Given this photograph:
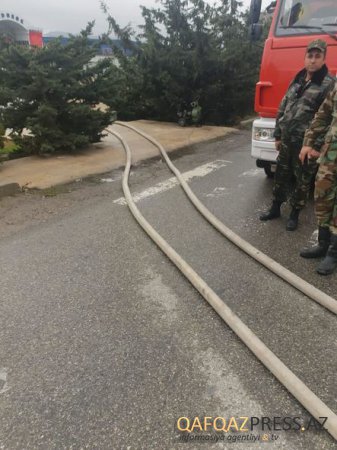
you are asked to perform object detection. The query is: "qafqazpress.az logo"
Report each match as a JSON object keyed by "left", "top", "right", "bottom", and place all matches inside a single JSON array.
[{"left": 175, "top": 415, "right": 328, "bottom": 443}]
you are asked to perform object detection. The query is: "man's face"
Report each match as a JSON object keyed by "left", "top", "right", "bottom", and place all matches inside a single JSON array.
[{"left": 304, "top": 49, "right": 326, "bottom": 74}]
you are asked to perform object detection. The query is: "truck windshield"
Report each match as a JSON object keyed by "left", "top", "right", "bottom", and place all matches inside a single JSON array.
[{"left": 276, "top": 0, "right": 337, "bottom": 36}]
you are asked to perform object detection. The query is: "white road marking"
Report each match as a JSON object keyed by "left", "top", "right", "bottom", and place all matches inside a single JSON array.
[
  {"left": 0, "top": 368, "right": 9, "bottom": 394},
  {"left": 141, "top": 270, "right": 178, "bottom": 323},
  {"left": 114, "top": 160, "right": 232, "bottom": 205},
  {"left": 101, "top": 174, "right": 123, "bottom": 183},
  {"left": 205, "top": 187, "right": 229, "bottom": 198},
  {"left": 239, "top": 168, "right": 262, "bottom": 177},
  {"left": 308, "top": 229, "right": 318, "bottom": 245}
]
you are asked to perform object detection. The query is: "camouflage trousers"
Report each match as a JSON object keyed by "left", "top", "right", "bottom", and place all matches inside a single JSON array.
[
  {"left": 273, "top": 141, "right": 317, "bottom": 209},
  {"left": 315, "top": 144, "right": 337, "bottom": 235}
]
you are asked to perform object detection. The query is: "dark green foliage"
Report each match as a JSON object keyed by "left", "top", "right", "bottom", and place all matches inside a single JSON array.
[
  {"left": 0, "top": 23, "right": 115, "bottom": 154},
  {"left": 102, "top": 0, "right": 265, "bottom": 124},
  {"left": 0, "top": 123, "right": 5, "bottom": 149}
]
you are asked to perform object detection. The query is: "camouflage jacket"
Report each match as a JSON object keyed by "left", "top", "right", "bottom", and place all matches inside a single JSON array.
[
  {"left": 274, "top": 64, "right": 335, "bottom": 146},
  {"left": 303, "top": 84, "right": 337, "bottom": 154}
]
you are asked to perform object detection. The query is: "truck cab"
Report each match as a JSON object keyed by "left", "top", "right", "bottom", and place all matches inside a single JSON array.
[{"left": 250, "top": 0, "right": 337, "bottom": 177}]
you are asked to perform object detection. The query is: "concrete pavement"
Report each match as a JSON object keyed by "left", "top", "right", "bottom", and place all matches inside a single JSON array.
[{"left": 0, "top": 120, "right": 235, "bottom": 195}]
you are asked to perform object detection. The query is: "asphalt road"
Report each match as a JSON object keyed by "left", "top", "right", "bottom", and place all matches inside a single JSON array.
[{"left": 0, "top": 130, "right": 336, "bottom": 449}]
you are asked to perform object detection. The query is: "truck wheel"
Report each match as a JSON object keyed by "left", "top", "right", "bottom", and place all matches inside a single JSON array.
[{"left": 264, "top": 164, "right": 274, "bottom": 179}]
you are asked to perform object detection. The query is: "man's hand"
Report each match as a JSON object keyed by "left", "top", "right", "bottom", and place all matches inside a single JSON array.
[
  {"left": 299, "top": 146, "right": 312, "bottom": 164},
  {"left": 308, "top": 149, "right": 320, "bottom": 159},
  {"left": 275, "top": 140, "right": 281, "bottom": 151}
]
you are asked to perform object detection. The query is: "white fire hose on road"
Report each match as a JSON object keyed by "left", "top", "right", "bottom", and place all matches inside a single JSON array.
[
  {"left": 114, "top": 121, "right": 337, "bottom": 316},
  {"left": 107, "top": 125, "right": 337, "bottom": 441}
]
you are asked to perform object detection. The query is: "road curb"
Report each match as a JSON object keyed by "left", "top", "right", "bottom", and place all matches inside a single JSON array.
[
  {"left": 239, "top": 117, "right": 256, "bottom": 130},
  {"left": 162, "top": 131, "right": 239, "bottom": 156},
  {"left": 0, "top": 128, "right": 240, "bottom": 198}
]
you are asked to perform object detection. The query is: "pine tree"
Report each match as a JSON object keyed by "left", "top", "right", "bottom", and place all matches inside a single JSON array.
[
  {"left": 102, "top": 0, "right": 263, "bottom": 124},
  {"left": 0, "top": 23, "right": 115, "bottom": 154}
]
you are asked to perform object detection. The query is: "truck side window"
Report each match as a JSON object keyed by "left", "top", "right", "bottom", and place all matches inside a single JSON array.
[
  {"left": 280, "top": 1, "right": 305, "bottom": 27},
  {"left": 277, "top": 0, "right": 337, "bottom": 36}
]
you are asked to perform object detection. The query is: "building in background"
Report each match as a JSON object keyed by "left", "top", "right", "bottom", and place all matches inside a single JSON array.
[
  {"left": 43, "top": 32, "right": 132, "bottom": 59},
  {"left": 0, "top": 12, "right": 130, "bottom": 61},
  {"left": 0, "top": 11, "right": 43, "bottom": 47}
]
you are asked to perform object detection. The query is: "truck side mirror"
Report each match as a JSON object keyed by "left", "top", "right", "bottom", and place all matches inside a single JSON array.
[
  {"left": 249, "top": 0, "right": 262, "bottom": 24},
  {"left": 249, "top": 23, "right": 263, "bottom": 41}
]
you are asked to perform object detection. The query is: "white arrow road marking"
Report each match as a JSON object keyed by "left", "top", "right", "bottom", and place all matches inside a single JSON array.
[{"left": 114, "top": 160, "right": 232, "bottom": 205}]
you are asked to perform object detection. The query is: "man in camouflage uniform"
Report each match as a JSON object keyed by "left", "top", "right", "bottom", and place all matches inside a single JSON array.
[
  {"left": 299, "top": 84, "right": 337, "bottom": 275},
  {"left": 260, "top": 39, "right": 335, "bottom": 231}
]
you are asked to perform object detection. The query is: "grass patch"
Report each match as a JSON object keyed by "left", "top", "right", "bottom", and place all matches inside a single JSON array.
[
  {"left": 41, "top": 185, "right": 71, "bottom": 197},
  {"left": 0, "top": 139, "right": 19, "bottom": 155}
]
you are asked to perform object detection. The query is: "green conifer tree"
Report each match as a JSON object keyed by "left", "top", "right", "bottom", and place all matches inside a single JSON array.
[
  {"left": 0, "top": 23, "right": 115, "bottom": 154},
  {"left": 102, "top": 0, "right": 263, "bottom": 124}
]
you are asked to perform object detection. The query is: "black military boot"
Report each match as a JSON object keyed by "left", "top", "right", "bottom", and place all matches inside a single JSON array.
[
  {"left": 260, "top": 201, "right": 282, "bottom": 221},
  {"left": 286, "top": 208, "right": 300, "bottom": 231},
  {"left": 300, "top": 226, "right": 330, "bottom": 259},
  {"left": 316, "top": 234, "right": 337, "bottom": 275}
]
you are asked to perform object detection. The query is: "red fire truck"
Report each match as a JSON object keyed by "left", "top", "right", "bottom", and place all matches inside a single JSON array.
[{"left": 250, "top": 0, "right": 337, "bottom": 177}]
